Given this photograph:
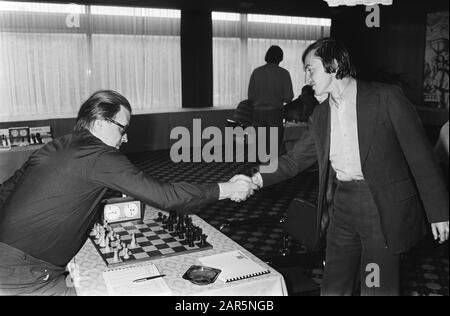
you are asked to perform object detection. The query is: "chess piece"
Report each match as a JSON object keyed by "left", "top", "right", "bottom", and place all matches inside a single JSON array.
[
  {"left": 112, "top": 248, "right": 120, "bottom": 263},
  {"left": 120, "top": 243, "right": 128, "bottom": 257},
  {"left": 104, "top": 239, "right": 111, "bottom": 252},
  {"left": 129, "top": 234, "right": 137, "bottom": 248},
  {"left": 123, "top": 249, "right": 130, "bottom": 260},
  {"left": 156, "top": 212, "right": 163, "bottom": 222},
  {"left": 200, "top": 234, "right": 207, "bottom": 247},
  {"left": 99, "top": 235, "right": 107, "bottom": 248}
]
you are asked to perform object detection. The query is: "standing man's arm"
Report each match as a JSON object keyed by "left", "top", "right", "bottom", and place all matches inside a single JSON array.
[
  {"left": 387, "top": 86, "right": 449, "bottom": 242},
  {"left": 251, "top": 118, "right": 317, "bottom": 189}
]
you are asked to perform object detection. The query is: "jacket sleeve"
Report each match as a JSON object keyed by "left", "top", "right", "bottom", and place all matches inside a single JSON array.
[
  {"left": 90, "top": 150, "right": 220, "bottom": 214},
  {"left": 0, "top": 161, "right": 29, "bottom": 209},
  {"left": 260, "top": 118, "right": 318, "bottom": 187},
  {"left": 387, "top": 86, "right": 449, "bottom": 223}
]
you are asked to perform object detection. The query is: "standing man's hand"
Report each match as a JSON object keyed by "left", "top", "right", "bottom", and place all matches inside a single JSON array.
[{"left": 431, "top": 221, "right": 449, "bottom": 244}]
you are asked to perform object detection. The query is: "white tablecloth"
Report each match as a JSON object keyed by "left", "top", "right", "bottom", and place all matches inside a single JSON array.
[{"left": 70, "top": 206, "right": 287, "bottom": 296}]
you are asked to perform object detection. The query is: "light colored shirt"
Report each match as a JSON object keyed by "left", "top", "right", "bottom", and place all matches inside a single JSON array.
[
  {"left": 329, "top": 79, "right": 365, "bottom": 181},
  {"left": 248, "top": 63, "right": 294, "bottom": 109}
]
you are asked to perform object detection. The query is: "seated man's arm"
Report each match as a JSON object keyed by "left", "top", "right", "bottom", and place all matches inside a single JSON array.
[
  {"left": 0, "top": 161, "right": 28, "bottom": 208},
  {"left": 90, "top": 150, "right": 230, "bottom": 213}
]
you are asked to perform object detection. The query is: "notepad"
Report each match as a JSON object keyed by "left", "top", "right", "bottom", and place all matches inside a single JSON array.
[
  {"left": 102, "top": 263, "right": 171, "bottom": 296},
  {"left": 199, "top": 250, "right": 270, "bottom": 283}
]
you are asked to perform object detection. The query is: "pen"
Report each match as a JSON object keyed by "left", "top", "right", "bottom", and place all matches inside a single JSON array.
[{"left": 133, "top": 274, "right": 166, "bottom": 283}]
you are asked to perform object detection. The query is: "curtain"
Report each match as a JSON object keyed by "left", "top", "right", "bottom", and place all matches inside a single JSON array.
[
  {"left": 212, "top": 12, "right": 331, "bottom": 107},
  {"left": 0, "top": 2, "right": 181, "bottom": 122}
]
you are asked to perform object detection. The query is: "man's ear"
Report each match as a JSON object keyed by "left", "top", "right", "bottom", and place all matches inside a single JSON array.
[
  {"left": 332, "top": 59, "right": 339, "bottom": 75},
  {"left": 92, "top": 119, "right": 103, "bottom": 131}
]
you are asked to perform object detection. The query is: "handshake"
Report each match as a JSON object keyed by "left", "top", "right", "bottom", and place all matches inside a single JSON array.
[{"left": 219, "top": 173, "right": 263, "bottom": 202}]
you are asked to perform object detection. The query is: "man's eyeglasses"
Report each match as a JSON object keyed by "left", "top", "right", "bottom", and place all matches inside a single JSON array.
[{"left": 105, "top": 117, "right": 129, "bottom": 136}]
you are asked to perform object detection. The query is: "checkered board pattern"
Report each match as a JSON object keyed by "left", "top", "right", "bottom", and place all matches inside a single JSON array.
[{"left": 89, "top": 218, "right": 213, "bottom": 267}]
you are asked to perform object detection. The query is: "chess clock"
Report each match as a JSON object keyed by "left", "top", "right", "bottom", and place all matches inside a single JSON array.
[
  {"left": 102, "top": 197, "right": 143, "bottom": 224},
  {"left": 8, "top": 127, "right": 30, "bottom": 146}
]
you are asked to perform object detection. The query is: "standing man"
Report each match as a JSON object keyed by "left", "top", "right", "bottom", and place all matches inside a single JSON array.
[
  {"left": 237, "top": 38, "right": 449, "bottom": 295},
  {"left": 248, "top": 45, "right": 294, "bottom": 152},
  {"left": 0, "top": 90, "right": 256, "bottom": 296}
]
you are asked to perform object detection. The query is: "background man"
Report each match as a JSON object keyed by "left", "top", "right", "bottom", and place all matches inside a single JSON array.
[{"left": 248, "top": 45, "right": 294, "bottom": 152}]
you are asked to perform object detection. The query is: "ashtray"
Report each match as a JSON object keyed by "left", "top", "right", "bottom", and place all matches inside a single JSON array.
[{"left": 182, "top": 265, "right": 221, "bottom": 285}]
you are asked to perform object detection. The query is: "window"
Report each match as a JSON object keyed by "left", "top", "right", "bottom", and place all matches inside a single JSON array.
[
  {"left": 212, "top": 12, "right": 331, "bottom": 107},
  {"left": 0, "top": 2, "right": 181, "bottom": 122}
]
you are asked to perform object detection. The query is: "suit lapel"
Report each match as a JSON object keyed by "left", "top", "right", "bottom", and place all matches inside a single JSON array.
[{"left": 356, "top": 80, "right": 379, "bottom": 168}]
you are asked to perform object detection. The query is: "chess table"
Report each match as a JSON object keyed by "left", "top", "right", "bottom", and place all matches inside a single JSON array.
[{"left": 69, "top": 206, "right": 288, "bottom": 296}]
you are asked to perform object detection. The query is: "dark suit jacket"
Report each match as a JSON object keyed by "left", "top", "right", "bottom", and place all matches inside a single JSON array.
[{"left": 261, "top": 80, "right": 449, "bottom": 254}]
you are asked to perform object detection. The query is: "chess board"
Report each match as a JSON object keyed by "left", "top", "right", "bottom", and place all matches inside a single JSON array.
[{"left": 89, "top": 217, "right": 213, "bottom": 267}]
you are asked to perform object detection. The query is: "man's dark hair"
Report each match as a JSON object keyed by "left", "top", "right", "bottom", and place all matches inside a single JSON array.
[
  {"left": 302, "top": 37, "right": 356, "bottom": 79},
  {"left": 74, "top": 90, "right": 132, "bottom": 132},
  {"left": 265, "top": 45, "right": 284, "bottom": 64}
]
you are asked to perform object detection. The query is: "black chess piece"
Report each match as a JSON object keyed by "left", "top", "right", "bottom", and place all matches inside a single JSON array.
[
  {"left": 200, "top": 234, "right": 207, "bottom": 247},
  {"left": 156, "top": 212, "right": 163, "bottom": 222}
]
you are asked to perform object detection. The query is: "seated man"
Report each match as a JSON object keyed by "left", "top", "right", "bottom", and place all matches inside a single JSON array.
[{"left": 0, "top": 90, "right": 256, "bottom": 296}]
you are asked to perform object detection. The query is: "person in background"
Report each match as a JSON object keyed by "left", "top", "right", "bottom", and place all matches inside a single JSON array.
[
  {"left": 0, "top": 90, "right": 256, "bottom": 296},
  {"left": 248, "top": 45, "right": 294, "bottom": 153}
]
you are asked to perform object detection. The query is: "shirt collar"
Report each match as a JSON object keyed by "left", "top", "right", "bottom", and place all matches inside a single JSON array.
[{"left": 329, "top": 78, "right": 356, "bottom": 109}]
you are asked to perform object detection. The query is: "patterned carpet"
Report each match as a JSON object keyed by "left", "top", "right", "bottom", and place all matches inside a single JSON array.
[{"left": 125, "top": 149, "right": 449, "bottom": 296}]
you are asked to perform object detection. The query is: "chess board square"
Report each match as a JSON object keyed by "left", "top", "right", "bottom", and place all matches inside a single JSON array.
[
  {"left": 142, "top": 245, "right": 158, "bottom": 252},
  {"left": 171, "top": 246, "right": 187, "bottom": 252},
  {"left": 139, "top": 227, "right": 152, "bottom": 233},
  {"left": 155, "top": 244, "right": 169, "bottom": 250},
  {"left": 162, "top": 237, "right": 177, "bottom": 243},
  {"left": 167, "top": 241, "right": 182, "bottom": 247},
  {"left": 112, "top": 227, "right": 126, "bottom": 233},
  {"left": 133, "top": 252, "right": 150, "bottom": 259},
  {"left": 139, "top": 241, "right": 152, "bottom": 248},
  {"left": 147, "top": 250, "right": 162, "bottom": 257},
  {"left": 135, "top": 224, "right": 148, "bottom": 229},
  {"left": 158, "top": 233, "right": 172, "bottom": 239},
  {"left": 159, "top": 248, "right": 175, "bottom": 255},
  {"left": 151, "top": 239, "right": 164, "bottom": 245},
  {"left": 130, "top": 247, "right": 144, "bottom": 254},
  {"left": 142, "top": 231, "right": 156, "bottom": 237},
  {"left": 146, "top": 235, "right": 160, "bottom": 241},
  {"left": 136, "top": 237, "right": 148, "bottom": 243},
  {"left": 153, "top": 230, "right": 166, "bottom": 234}
]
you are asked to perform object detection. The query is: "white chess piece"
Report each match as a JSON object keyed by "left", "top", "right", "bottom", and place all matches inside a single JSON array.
[
  {"left": 112, "top": 248, "right": 120, "bottom": 263},
  {"left": 129, "top": 234, "right": 137, "bottom": 249},
  {"left": 99, "top": 235, "right": 106, "bottom": 248},
  {"left": 123, "top": 248, "right": 130, "bottom": 260}
]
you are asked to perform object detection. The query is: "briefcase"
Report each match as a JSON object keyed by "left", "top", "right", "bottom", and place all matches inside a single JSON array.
[{"left": 284, "top": 198, "right": 320, "bottom": 251}]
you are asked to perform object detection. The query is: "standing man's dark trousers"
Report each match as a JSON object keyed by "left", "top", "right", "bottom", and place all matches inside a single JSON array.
[
  {"left": 321, "top": 180, "right": 400, "bottom": 296},
  {"left": 253, "top": 107, "right": 284, "bottom": 155}
]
